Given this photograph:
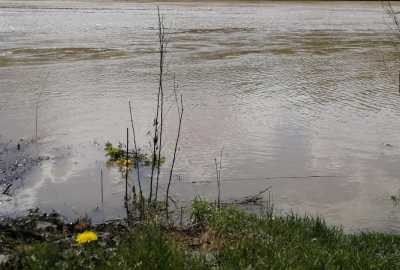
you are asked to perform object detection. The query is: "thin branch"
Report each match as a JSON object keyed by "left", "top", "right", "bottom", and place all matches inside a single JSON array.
[
  {"left": 125, "top": 127, "right": 129, "bottom": 219},
  {"left": 149, "top": 6, "right": 165, "bottom": 204},
  {"left": 385, "top": 1, "right": 400, "bottom": 34},
  {"left": 218, "top": 148, "right": 223, "bottom": 208},
  {"left": 214, "top": 158, "right": 220, "bottom": 208},
  {"left": 155, "top": 7, "right": 166, "bottom": 202},
  {"left": 166, "top": 94, "right": 184, "bottom": 221},
  {"left": 100, "top": 168, "right": 104, "bottom": 206},
  {"left": 173, "top": 74, "right": 180, "bottom": 115},
  {"left": 129, "top": 101, "right": 144, "bottom": 216}
]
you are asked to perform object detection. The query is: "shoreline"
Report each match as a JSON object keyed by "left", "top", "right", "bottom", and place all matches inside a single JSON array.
[{"left": 2, "top": 203, "right": 400, "bottom": 269}]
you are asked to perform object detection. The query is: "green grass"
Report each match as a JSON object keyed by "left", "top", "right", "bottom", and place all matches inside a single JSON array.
[
  {"left": 2, "top": 223, "right": 205, "bottom": 270},
  {"left": 3, "top": 201, "right": 400, "bottom": 269}
]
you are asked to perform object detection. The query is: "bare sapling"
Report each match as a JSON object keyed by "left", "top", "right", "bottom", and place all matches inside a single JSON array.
[
  {"left": 100, "top": 168, "right": 104, "bottom": 206},
  {"left": 149, "top": 7, "right": 167, "bottom": 204},
  {"left": 129, "top": 101, "right": 144, "bottom": 216},
  {"left": 214, "top": 148, "right": 223, "bottom": 208},
  {"left": 219, "top": 149, "right": 223, "bottom": 207},
  {"left": 384, "top": 1, "right": 400, "bottom": 33},
  {"left": 155, "top": 7, "right": 167, "bottom": 203},
  {"left": 166, "top": 93, "right": 184, "bottom": 221},
  {"left": 125, "top": 127, "right": 130, "bottom": 218}
]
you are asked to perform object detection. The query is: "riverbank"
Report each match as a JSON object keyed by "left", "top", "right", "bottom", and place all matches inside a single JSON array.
[
  {"left": 1, "top": 200, "right": 400, "bottom": 269},
  {"left": 3, "top": 0, "right": 400, "bottom": 232}
]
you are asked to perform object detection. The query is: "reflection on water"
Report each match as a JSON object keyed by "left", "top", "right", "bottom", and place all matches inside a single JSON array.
[{"left": 1, "top": 1, "right": 400, "bottom": 231}]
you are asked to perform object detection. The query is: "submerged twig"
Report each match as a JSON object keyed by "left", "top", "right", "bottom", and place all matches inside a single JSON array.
[
  {"left": 384, "top": 1, "right": 400, "bottom": 34},
  {"left": 231, "top": 186, "right": 272, "bottom": 205},
  {"left": 2, "top": 184, "right": 12, "bottom": 195}
]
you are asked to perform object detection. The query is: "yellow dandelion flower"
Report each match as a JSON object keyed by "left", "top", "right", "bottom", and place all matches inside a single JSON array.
[
  {"left": 75, "top": 231, "right": 98, "bottom": 245},
  {"left": 117, "top": 159, "right": 133, "bottom": 168},
  {"left": 123, "top": 159, "right": 133, "bottom": 166}
]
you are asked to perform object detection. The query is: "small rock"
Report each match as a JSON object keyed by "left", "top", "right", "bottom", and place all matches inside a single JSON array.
[
  {"left": 0, "top": 254, "right": 10, "bottom": 265},
  {"left": 35, "top": 221, "right": 57, "bottom": 231},
  {"left": 0, "top": 194, "right": 12, "bottom": 202}
]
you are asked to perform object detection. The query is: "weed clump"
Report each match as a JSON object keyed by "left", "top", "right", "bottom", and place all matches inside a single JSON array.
[{"left": 104, "top": 142, "right": 164, "bottom": 168}]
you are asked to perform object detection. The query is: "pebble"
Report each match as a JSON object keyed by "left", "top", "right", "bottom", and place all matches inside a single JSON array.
[
  {"left": 0, "top": 254, "right": 10, "bottom": 265},
  {"left": 35, "top": 221, "right": 58, "bottom": 231}
]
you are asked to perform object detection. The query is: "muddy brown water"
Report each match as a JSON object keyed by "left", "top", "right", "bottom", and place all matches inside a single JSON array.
[{"left": 1, "top": 0, "right": 400, "bottom": 232}]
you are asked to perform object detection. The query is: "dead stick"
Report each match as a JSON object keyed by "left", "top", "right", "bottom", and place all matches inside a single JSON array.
[
  {"left": 180, "top": 207, "right": 183, "bottom": 226},
  {"left": 100, "top": 168, "right": 104, "bottom": 205},
  {"left": 129, "top": 101, "right": 143, "bottom": 215},
  {"left": 125, "top": 128, "right": 129, "bottom": 218},
  {"left": 155, "top": 7, "right": 166, "bottom": 203},
  {"left": 214, "top": 158, "right": 220, "bottom": 208},
  {"left": 218, "top": 148, "right": 223, "bottom": 208},
  {"left": 2, "top": 184, "right": 12, "bottom": 195},
  {"left": 166, "top": 95, "right": 183, "bottom": 221},
  {"left": 149, "top": 8, "right": 164, "bottom": 204}
]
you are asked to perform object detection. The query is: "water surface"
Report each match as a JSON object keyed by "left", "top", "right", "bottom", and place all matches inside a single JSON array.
[{"left": 1, "top": 0, "right": 400, "bottom": 232}]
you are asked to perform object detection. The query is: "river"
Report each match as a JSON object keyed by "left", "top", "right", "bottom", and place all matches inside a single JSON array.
[{"left": 1, "top": 0, "right": 400, "bottom": 232}]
